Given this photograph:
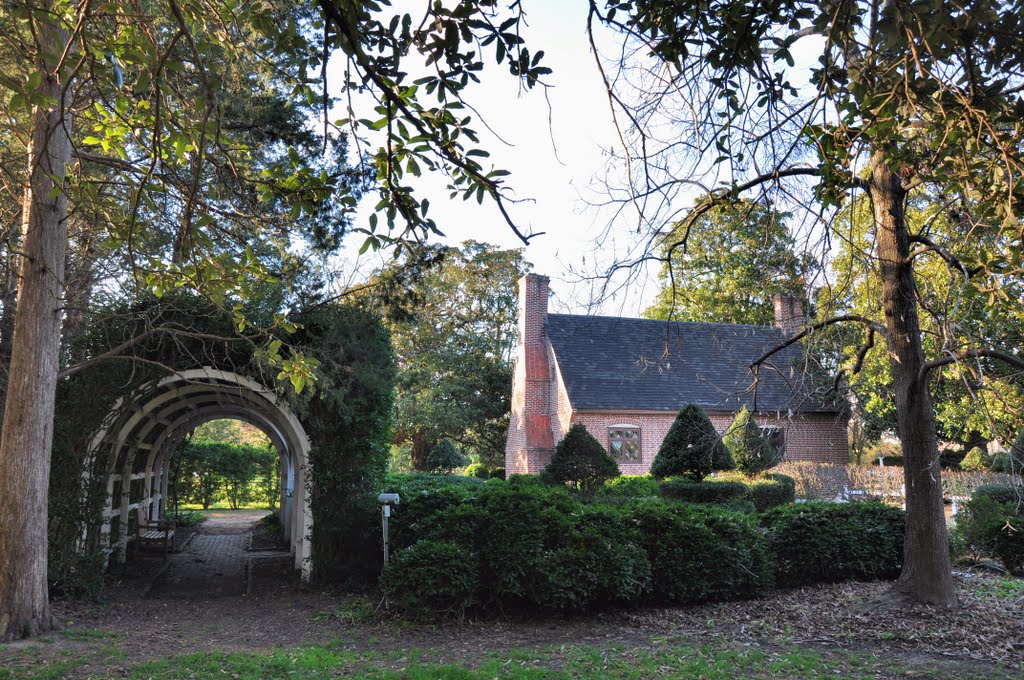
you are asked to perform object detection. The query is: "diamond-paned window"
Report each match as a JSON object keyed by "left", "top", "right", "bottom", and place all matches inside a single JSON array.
[{"left": 609, "top": 427, "right": 641, "bottom": 462}]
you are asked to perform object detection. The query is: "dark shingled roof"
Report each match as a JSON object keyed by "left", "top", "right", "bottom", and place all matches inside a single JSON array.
[{"left": 546, "top": 314, "right": 837, "bottom": 414}]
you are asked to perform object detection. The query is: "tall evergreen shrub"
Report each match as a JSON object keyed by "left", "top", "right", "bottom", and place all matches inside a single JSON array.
[
  {"left": 959, "top": 446, "right": 990, "bottom": 472},
  {"left": 649, "top": 403, "right": 733, "bottom": 481},
  {"left": 723, "top": 407, "right": 780, "bottom": 476},
  {"left": 427, "top": 438, "right": 468, "bottom": 474},
  {"left": 541, "top": 423, "right": 620, "bottom": 494}
]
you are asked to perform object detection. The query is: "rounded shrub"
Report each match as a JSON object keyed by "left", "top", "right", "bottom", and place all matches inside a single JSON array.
[
  {"left": 960, "top": 446, "right": 991, "bottom": 472},
  {"left": 960, "top": 484, "right": 1024, "bottom": 575},
  {"left": 633, "top": 504, "right": 771, "bottom": 603},
  {"left": 723, "top": 407, "right": 780, "bottom": 476},
  {"left": 760, "top": 502, "right": 905, "bottom": 587},
  {"left": 602, "top": 475, "right": 660, "bottom": 498},
  {"left": 381, "top": 540, "right": 479, "bottom": 617},
  {"left": 660, "top": 479, "right": 748, "bottom": 504},
  {"left": 463, "top": 463, "right": 490, "bottom": 479},
  {"left": 541, "top": 423, "right": 620, "bottom": 494},
  {"left": 746, "top": 473, "right": 797, "bottom": 512},
  {"left": 973, "top": 483, "right": 1022, "bottom": 505},
  {"left": 650, "top": 403, "right": 733, "bottom": 481}
]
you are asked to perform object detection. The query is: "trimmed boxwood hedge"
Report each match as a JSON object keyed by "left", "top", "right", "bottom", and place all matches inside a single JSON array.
[
  {"left": 747, "top": 473, "right": 797, "bottom": 512},
  {"left": 660, "top": 479, "right": 748, "bottom": 503},
  {"left": 380, "top": 540, "right": 479, "bottom": 617},
  {"left": 382, "top": 483, "right": 772, "bottom": 614},
  {"left": 760, "top": 501, "right": 905, "bottom": 586},
  {"left": 602, "top": 475, "right": 661, "bottom": 498},
  {"left": 380, "top": 474, "right": 906, "bottom": 618},
  {"left": 659, "top": 474, "right": 795, "bottom": 512}
]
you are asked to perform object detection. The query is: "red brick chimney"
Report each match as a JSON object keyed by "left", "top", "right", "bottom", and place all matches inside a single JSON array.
[
  {"left": 505, "top": 274, "right": 555, "bottom": 473},
  {"left": 773, "top": 292, "right": 804, "bottom": 336}
]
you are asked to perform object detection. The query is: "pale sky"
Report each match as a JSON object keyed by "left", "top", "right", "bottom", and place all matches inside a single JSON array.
[
  {"left": 335, "top": 3, "right": 661, "bottom": 315},
  {"left": 332, "top": 5, "right": 828, "bottom": 316}
]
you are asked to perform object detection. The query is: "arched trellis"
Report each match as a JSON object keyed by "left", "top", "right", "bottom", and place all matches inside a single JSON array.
[{"left": 83, "top": 368, "right": 313, "bottom": 580}]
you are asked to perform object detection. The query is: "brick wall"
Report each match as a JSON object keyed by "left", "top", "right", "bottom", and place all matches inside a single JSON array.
[
  {"left": 570, "top": 410, "right": 848, "bottom": 474},
  {"left": 505, "top": 274, "right": 556, "bottom": 474},
  {"left": 505, "top": 274, "right": 849, "bottom": 475}
]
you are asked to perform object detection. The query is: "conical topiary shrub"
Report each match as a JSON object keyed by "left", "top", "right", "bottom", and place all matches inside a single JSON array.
[
  {"left": 960, "top": 446, "right": 991, "bottom": 472},
  {"left": 650, "top": 403, "right": 733, "bottom": 481},
  {"left": 723, "top": 406, "right": 780, "bottom": 477},
  {"left": 541, "top": 423, "right": 620, "bottom": 495},
  {"left": 427, "top": 438, "right": 468, "bottom": 474}
]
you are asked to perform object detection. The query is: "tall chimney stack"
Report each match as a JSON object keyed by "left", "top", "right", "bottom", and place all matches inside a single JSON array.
[
  {"left": 773, "top": 292, "right": 804, "bottom": 336},
  {"left": 505, "top": 274, "right": 554, "bottom": 474}
]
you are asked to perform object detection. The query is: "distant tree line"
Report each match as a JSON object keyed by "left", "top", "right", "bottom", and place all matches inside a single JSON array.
[{"left": 172, "top": 441, "right": 279, "bottom": 511}]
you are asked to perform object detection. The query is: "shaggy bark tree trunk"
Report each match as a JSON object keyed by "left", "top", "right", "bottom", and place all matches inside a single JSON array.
[
  {"left": 867, "top": 154, "right": 958, "bottom": 608},
  {"left": 0, "top": 7, "right": 72, "bottom": 642}
]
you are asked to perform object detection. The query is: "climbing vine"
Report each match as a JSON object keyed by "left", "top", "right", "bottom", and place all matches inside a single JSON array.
[{"left": 48, "top": 293, "right": 395, "bottom": 594}]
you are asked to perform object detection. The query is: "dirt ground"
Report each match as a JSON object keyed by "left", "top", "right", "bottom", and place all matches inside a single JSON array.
[{"left": 3, "top": 512, "right": 1022, "bottom": 678}]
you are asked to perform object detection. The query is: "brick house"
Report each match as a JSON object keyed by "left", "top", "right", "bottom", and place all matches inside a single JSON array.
[{"left": 505, "top": 274, "right": 849, "bottom": 475}]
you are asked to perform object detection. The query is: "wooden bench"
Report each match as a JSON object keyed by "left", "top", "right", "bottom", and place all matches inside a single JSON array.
[{"left": 134, "top": 517, "right": 177, "bottom": 559}]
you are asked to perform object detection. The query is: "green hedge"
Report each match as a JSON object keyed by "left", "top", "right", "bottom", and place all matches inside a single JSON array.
[
  {"left": 380, "top": 477, "right": 906, "bottom": 618},
  {"left": 747, "top": 474, "right": 797, "bottom": 512},
  {"left": 602, "top": 475, "right": 661, "bottom": 498},
  {"left": 659, "top": 474, "right": 795, "bottom": 512},
  {"left": 463, "top": 463, "right": 490, "bottom": 479},
  {"left": 959, "top": 484, "right": 1023, "bottom": 575},
  {"left": 660, "top": 479, "right": 748, "bottom": 503},
  {"left": 382, "top": 484, "right": 771, "bottom": 615},
  {"left": 381, "top": 540, "right": 479, "bottom": 617},
  {"left": 760, "top": 502, "right": 905, "bottom": 586},
  {"left": 632, "top": 503, "right": 771, "bottom": 603}
]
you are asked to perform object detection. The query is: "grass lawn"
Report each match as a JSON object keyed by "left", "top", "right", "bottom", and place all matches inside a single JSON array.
[{"left": 0, "top": 638, "right": 970, "bottom": 679}]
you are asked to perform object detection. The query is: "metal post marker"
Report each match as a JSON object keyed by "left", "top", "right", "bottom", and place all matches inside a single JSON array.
[
  {"left": 376, "top": 493, "right": 399, "bottom": 613},
  {"left": 377, "top": 493, "right": 399, "bottom": 565}
]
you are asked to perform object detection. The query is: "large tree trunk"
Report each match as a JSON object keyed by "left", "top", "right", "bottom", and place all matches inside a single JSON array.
[
  {"left": 0, "top": 7, "right": 72, "bottom": 642},
  {"left": 867, "top": 154, "right": 958, "bottom": 608}
]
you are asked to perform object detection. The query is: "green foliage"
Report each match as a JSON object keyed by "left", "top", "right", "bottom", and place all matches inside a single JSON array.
[
  {"left": 746, "top": 474, "right": 797, "bottom": 512},
  {"left": 632, "top": 504, "right": 771, "bottom": 604},
  {"left": 463, "top": 463, "right": 490, "bottom": 480},
  {"left": 722, "top": 407, "right": 780, "bottom": 476},
  {"left": 760, "top": 502, "right": 906, "bottom": 587},
  {"left": 381, "top": 481, "right": 774, "bottom": 615},
  {"left": 361, "top": 242, "right": 530, "bottom": 470},
  {"left": 489, "top": 467, "right": 506, "bottom": 480},
  {"left": 50, "top": 295, "right": 396, "bottom": 590},
  {"left": 644, "top": 201, "right": 807, "bottom": 324},
  {"left": 541, "top": 423, "right": 621, "bottom": 495},
  {"left": 381, "top": 540, "right": 479, "bottom": 617},
  {"left": 960, "top": 446, "right": 992, "bottom": 472},
  {"left": 167, "top": 510, "right": 207, "bottom": 528},
  {"left": 426, "top": 439, "right": 469, "bottom": 474},
  {"left": 973, "top": 484, "right": 1022, "bottom": 506},
  {"left": 601, "top": 475, "right": 661, "bottom": 498},
  {"left": 660, "top": 480, "right": 748, "bottom": 504},
  {"left": 175, "top": 441, "right": 273, "bottom": 510},
  {"left": 990, "top": 432, "right": 1024, "bottom": 473},
  {"left": 650, "top": 404, "right": 733, "bottom": 481},
  {"left": 959, "top": 487, "right": 1024, "bottom": 575}
]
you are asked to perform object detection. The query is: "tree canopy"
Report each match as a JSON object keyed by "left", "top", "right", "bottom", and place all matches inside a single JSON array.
[
  {"left": 645, "top": 201, "right": 807, "bottom": 324},
  {"left": 358, "top": 241, "right": 529, "bottom": 470}
]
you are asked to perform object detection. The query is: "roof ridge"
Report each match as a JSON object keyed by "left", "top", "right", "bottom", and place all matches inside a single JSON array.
[{"left": 546, "top": 312, "right": 780, "bottom": 332}]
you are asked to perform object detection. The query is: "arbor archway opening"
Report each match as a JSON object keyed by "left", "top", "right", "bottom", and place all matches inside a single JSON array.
[{"left": 86, "top": 368, "right": 313, "bottom": 580}]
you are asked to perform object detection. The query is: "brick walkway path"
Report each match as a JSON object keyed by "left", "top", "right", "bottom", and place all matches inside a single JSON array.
[{"left": 148, "top": 511, "right": 272, "bottom": 599}]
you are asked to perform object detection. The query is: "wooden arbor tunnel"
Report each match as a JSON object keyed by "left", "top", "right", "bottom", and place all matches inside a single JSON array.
[{"left": 83, "top": 368, "right": 313, "bottom": 580}]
